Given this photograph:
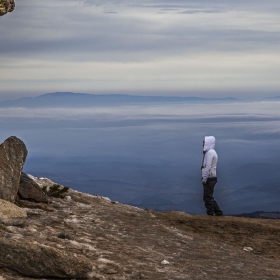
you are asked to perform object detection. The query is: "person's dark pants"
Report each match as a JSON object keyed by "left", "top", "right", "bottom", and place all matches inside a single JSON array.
[{"left": 203, "top": 178, "right": 223, "bottom": 216}]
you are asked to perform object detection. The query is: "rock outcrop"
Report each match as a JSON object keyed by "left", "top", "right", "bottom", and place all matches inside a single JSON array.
[
  {"left": 0, "top": 136, "right": 28, "bottom": 202},
  {"left": 0, "top": 238, "right": 93, "bottom": 279},
  {"left": 0, "top": 199, "right": 26, "bottom": 226},
  {"left": 18, "top": 172, "right": 48, "bottom": 203},
  {"left": 0, "top": 0, "right": 15, "bottom": 16}
]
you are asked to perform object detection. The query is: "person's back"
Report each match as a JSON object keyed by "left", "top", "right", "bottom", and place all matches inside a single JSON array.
[{"left": 201, "top": 136, "right": 223, "bottom": 216}]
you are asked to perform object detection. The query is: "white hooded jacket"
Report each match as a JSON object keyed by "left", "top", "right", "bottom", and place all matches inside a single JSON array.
[{"left": 201, "top": 136, "right": 218, "bottom": 183}]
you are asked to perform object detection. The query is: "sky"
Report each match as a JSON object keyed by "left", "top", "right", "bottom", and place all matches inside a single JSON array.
[{"left": 0, "top": 0, "right": 280, "bottom": 100}]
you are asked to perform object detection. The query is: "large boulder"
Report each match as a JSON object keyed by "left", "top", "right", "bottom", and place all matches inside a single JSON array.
[
  {"left": 0, "top": 0, "right": 15, "bottom": 16},
  {"left": 18, "top": 172, "right": 48, "bottom": 203},
  {"left": 0, "top": 136, "right": 28, "bottom": 202},
  {"left": 0, "top": 238, "right": 94, "bottom": 279},
  {"left": 0, "top": 199, "right": 27, "bottom": 226}
]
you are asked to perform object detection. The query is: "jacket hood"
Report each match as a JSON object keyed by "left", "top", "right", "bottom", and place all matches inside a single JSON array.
[{"left": 203, "top": 136, "right": 216, "bottom": 151}]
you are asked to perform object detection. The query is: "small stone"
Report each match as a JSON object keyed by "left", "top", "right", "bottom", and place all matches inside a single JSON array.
[
  {"left": 105, "top": 269, "right": 118, "bottom": 274},
  {"left": 161, "top": 260, "right": 170, "bottom": 265},
  {"left": 243, "top": 247, "right": 253, "bottom": 252},
  {"left": 57, "top": 232, "right": 73, "bottom": 240},
  {"left": 27, "top": 226, "right": 37, "bottom": 232}
]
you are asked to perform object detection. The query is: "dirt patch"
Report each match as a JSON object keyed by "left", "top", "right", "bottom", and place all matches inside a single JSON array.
[{"left": 155, "top": 211, "right": 280, "bottom": 259}]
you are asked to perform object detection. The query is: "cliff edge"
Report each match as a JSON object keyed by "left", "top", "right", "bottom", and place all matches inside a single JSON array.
[{"left": 0, "top": 174, "right": 280, "bottom": 279}]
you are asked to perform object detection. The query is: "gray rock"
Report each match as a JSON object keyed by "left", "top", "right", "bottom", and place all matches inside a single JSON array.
[
  {"left": 0, "top": 238, "right": 94, "bottom": 279},
  {"left": 0, "top": 136, "right": 28, "bottom": 202},
  {"left": 18, "top": 172, "right": 48, "bottom": 203},
  {"left": 0, "top": 199, "right": 27, "bottom": 226}
]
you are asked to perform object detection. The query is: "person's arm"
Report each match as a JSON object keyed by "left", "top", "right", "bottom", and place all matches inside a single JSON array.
[{"left": 202, "top": 152, "right": 213, "bottom": 183}]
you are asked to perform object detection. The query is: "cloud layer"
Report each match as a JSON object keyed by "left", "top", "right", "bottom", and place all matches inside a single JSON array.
[
  {"left": 1, "top": 100, "right": 278, "bottom": 214},
  {"left": 0, "top": 0, "right": 280, "bottom": 99}
]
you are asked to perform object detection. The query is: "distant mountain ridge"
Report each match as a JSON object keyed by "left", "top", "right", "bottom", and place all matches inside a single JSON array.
[
  {"left": 264, "top": 95, "right": 280, "bottom": 101},
  {"left": 0, "top": 92, "right": 240, "bottom": 108},
  {"left": 234, "top": 211, "right": 280, "bottom": 219}
]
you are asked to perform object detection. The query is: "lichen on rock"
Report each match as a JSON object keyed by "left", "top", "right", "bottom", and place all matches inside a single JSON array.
[
  {"left": 0, "top": 0, "right": 15, "bottom": 16},
  {"left": 42, "top": 184, "right": 69, "bottom": 198},
  {"left": 0, "top": 136, "right": 28, "bottom": 203}
]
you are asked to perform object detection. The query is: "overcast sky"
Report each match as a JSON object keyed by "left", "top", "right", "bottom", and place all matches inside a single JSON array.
[{"left": 1, "top": 0, "right": 280, "bottom": 100}]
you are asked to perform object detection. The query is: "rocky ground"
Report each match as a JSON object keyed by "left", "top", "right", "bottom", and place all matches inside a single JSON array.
[{"left": 0, "top": 176, "right": 280, "bottom": 279}]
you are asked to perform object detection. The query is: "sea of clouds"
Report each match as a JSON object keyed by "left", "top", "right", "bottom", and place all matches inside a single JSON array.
[{"left": 1, "top": 100, "right": 280, "bottom": 214}]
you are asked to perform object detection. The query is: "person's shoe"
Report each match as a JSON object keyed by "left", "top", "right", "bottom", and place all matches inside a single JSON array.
[{"left": 215, "top": 211, "right": 223, "bottom": 216}]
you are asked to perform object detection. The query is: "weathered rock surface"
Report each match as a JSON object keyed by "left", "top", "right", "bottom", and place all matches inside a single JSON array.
[
  {"left": 0, "top": 178, "right": 280, "bottom": 280},
  {"left": 0, "top": 176, "right": 280, "bottom": 279},
  {"left": 0, "top": 238, "right": 93, "bottom": 279},
  {"left": 0, "top": 0, "right": 15, "bottom": 16},
  {"left": 18, "top": 173, "right": 48, "bottom": 203},
  {"left": 0, "top": 199, "right": 26, "bottom": 226},
  {"left": 0, "top": 136, "right": 28, "bottom": 202}
]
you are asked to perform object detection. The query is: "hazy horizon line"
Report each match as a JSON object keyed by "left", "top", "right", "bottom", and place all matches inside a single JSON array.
[{"left": 1, "top": 90, "right": 279, "bottom": 103}]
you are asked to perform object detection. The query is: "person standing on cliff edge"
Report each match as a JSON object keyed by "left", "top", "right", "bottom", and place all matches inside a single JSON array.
[{"left": 201, "top": 136, "right": 223, "bottom": 216}]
